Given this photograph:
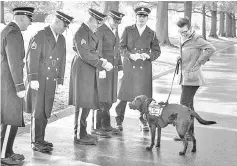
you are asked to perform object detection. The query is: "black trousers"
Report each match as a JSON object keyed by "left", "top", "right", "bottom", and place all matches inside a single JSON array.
[
  {"left": 31, "top": 116, "right": 48, "bottom": 143},
  {"left": 1, "top": 124, "right": 18, "bottom": 158},
  {"left": 74, "top": 108, "right": 90, "bottom": 139},
  {"left": 115, "top": 100, "right": 145, "bottom": 126},
  {"left": 180, "top": 85, "right": 199, "bottom": 133},
  {"left": 95, "top": 102, "right": 112, "bottom": 129},
  {"left": 115, "top": 100, "right": 127, "bottom": 125}
]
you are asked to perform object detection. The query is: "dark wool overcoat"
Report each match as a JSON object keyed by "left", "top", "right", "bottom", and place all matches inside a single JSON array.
[
  {"left": 1, "top": 22, "right": 25, "bottom": 126},
  {"left": 25, "top": 26, "right": 66, "bottom": 119},
  {"left": 118, "top": 24, "right": 161, "bottom": 101},
  {"left": 68, "top": 23, "right": 104, "bottom": 110},
  {"left": 96, "top": 23, "right": 123, "bottom": 104}
]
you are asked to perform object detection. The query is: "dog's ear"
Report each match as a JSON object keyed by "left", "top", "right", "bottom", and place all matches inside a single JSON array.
[{"left": 140, "top": 98, "right": 153, "bottom": 114}]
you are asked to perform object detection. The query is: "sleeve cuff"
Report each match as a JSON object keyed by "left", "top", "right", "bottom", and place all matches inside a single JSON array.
[
  {"left": 15, "top": 83, "right": 25, "bottom": 92},
  {"left": 28, "top": 73, "right": 38, "bottom": 81},
  {"left": 95, "top": 60, "right": 103, "bottom": 69}
]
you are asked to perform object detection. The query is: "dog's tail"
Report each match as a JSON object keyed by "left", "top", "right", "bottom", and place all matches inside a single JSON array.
[{"left": 190, "top": 110, "right": 217, "bottom": 125}]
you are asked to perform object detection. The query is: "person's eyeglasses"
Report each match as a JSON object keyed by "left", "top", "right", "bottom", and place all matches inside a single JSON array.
[{"left": 179, "top": 29, "right": 189, "bottom": 34}]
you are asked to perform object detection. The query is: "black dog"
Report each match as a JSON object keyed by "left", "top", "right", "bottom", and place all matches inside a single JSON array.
[{"left": 129, "top": 95, "right": 217, "bottom": 155}]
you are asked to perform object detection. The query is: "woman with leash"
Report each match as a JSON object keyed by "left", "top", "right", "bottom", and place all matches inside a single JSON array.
[{"left": 174, "top": 17, "right": 216, "bottom": 141}]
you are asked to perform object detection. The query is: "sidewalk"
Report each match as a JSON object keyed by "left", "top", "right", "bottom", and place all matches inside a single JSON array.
[{"left": 14, "top": 40, "right": 237, "bottom": 166}]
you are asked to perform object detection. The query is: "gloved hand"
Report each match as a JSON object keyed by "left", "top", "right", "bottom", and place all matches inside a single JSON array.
[
  {"left": 99, "top": 70, "right": 106, "bottom": 79},
  {"left": 130, "top": 53, "right": 140, "bottom": 61},
  {"left": 118, "top": 71, "right": 124, "bottom": 80},
  {"left": 141, "top": 53, "right": 150, "bottom": 60},
  {"left": 30, "top": 81, "right": 39, "bottom": 90},
  {"left": 17, "top": 90, "right": 26, "bottom": 98},
  {"left": 103, "top": 62, "right": 113, "bottom": 71}
]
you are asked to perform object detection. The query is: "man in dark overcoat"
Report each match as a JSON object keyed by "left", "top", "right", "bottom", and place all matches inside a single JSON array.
[
  {"left": 1, "top": 7, "right": 34, "bottom": 165},
  {"left": 25, "top": 11, "right": 73, "bottom": 153},
  {"left": 91, "top": 10, "right": 125, "bottom": 137},
  {"left": 115, "top": 4, "right": 161, "bottom": 131},
  {"left": 68, "top": 9, "right": 113, "bottom": 145}
]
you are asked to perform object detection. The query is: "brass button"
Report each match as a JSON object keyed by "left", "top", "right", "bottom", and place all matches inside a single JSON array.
[
  {"left": 48, "top": 67, "right": 50, "bottom": 70},
  {"left": 46, "top": 77, "right": 49, "bottom": 80},
  {"left": 54, "top": 78, "right": 56, "bottom": 81},
  {"left": 56, "top": 68, "right": 58, "bottom": 71},
  {"left": 57, "top": 58, "right": 59, "bottom": 60},
  {"left": 133, "top": 66, "right": 135, "bottom": 69},
  {"left": 140, "top": 66, "right": 143, "bottom": 69},
  {"left": 49, "top": 56, "right": 52, "bottom": 59}
]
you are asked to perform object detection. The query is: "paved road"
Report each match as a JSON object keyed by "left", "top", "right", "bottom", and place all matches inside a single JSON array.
[{"left": 14, "top": 44, "right": 237, "bottom": 166}]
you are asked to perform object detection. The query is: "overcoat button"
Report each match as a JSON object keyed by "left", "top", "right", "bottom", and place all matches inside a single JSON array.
[
  {"left": 133, "top": 66, "right": 135, "bottom": 69},
  {"left": 49, "top": 56, "right": 52, "bottom": 59},
  {"left": 140, "top": 66, "right": 143, "bottom": 69},
  {"left": 48, "top": 67, "right": 50, "bottom": 70},
  {"left": 54, "top": 78, "right": 56, "bottom": 81},
  {"left": 56, "top": 68, "right": 58, "bottom": 71},
  {"left": 46, "top": 77, "right": 49, "bottom": 80},
  {"left": 57, "top": 58, "right": 59, "bottom": 60}
]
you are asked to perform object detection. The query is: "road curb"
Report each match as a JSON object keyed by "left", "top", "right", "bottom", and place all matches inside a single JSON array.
[{"left": 17, "top": 106, "right": 75, "bottom": 135}]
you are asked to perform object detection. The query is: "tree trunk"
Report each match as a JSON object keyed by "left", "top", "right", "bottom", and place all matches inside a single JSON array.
[
  {"left": 0, "top": 1, "right": 5, "bottom": 24},
  {"left": 225, "top": 12, "right": 233, "bottom": 37},
  {"left": 232, "top": 14, "right": 236, "bottom": 37},
  {"left": 102, "top": 1, "right": 119, "bottom": 14},
  {"left": 202, "top": 4, "right": 206, "bottom": 40},
  {"left": 184, "top": 1, "right": 192, "bottom": 22},
  {"left": 209, "top": 10, "right": 218, "bottom": 38},
  {"left": 219, "top": 11, "right": 225, "bottom": 36},
  {"left": 156, "top": 1, "right": 173, "bottom": 46}
]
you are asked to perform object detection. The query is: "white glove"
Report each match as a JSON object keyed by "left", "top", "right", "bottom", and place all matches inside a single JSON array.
[
  {"left": 30, "top": 81, "right": 39, "bottom": 90},
  {"left": 99, "top": 70, "right": 106, "bottom": 79},
  {"left": 118, "top": 71, "right": 124, "bottom": 80},
  {"left": 17, "top": 90, "right": 26, "bottom": 98},
  {"left": 130, "top": 53, "right": 139, "bottom": 61},
  {"left": 141, "top": 53, "right": 150, "bottom": 60},
  {"left": 103, "top": 62, "right": 113, "bottom": 71},
  {"left": 100, "top": 58, "right": 108, "bottom": 64}
]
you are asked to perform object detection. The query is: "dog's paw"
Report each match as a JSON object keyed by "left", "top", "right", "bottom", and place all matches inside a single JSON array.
[
  {"left": 146, "top": 147, "right": 152, "bottom": 151},
  {"left": 179, "top": 151, "right": 185, "bottom": 155}
]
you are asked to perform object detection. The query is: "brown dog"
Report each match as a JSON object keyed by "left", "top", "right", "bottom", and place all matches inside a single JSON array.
[{"left": 129, "top": 95, "right": 217, "bottom": 155}]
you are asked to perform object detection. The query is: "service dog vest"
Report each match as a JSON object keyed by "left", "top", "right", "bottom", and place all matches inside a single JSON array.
[{"left": 148, "top": 103, "right": 166, "bottom": 128}]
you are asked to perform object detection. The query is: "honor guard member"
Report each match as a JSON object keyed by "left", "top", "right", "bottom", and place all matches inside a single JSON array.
[
  {"left": 1, "top": 7, "right": 34, "bottom": 165},
  {"left": 25, "top": 11, "right": 73, "bottom": 153},
  {"left": 115, "top": 4, "right": 161, "bottom": 131},
  {"left": 68, "top": 9, "right": 113, "bottom": 145},
  {"left": 91, "top": 10, "right": 125, "bottom": 138}
]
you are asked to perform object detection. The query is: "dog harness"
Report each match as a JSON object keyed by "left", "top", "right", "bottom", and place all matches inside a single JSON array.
[{"left": 148, "top": 103, "right": 166, "bottom": 128}]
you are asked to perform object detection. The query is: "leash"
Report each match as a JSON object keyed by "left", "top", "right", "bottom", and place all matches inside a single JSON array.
[{"left": 165, "top": 59, "right": 181, "bottom": 104}]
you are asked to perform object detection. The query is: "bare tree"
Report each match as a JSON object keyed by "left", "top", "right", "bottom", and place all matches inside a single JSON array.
[
  {"left": 232, "top": 14, "right": 236, "bottom": 37},
  {"left": 202, "top": 4, "right": 206, "bottom": 40},
  {"left": 219, "top": 11, "right": 225, "bottom": 36},
  {"left": 0, "top": 1, "right": 4, "bottom": 24},
  {"left": 184, "top": 1, "right": 192, "bottom": 22},
  {"left": 225, "top": 12, "right": 233, "bottom": 37},
  {"left": 209, "top": 2, "right": 218, "bottom": 38},
  {"left": 102, "top": 1, "right": 119, "bottom": 14},
  {"left": 156, "top": 1, "right": 173, "bottom": 46}
]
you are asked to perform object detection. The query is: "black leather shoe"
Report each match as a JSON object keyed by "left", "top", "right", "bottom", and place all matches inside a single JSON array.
[
  {"left": 116, "top": 125, "right": 123, "bottom": 131},
  {"left": 74, "top": 137, "right": 97, "bottom": 145},
  {"left": 9, "top": 153, "right": 25, "bottom": 161},
  {"left": 103, "top": 126, "right": 121, "bottom": 135},
  {"left": 32, "top": 142, "right": 53, "bottom": 153},
  {"left": 91, "top": 129, "right": 111, "bottom": 138},
  {"left": 1, "top": 157, "right": 23, "bottom": 165},
  {"left": 42, "top": 140, "right": 53, "bottom": 147}
]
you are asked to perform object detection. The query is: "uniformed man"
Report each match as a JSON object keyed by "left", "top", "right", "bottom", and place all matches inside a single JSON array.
[
  {"left": 68, "top": 8, "right": 113, "bottom": 145},
  {"left": 1, "top": 7, "right": 34, "bottom": 165},
  {"left": 91, "top": 10, "right": 125, "bottom": 138},
  {"left": 25, "top": 11, "right": 73, "bottom": 153},
  {"left": 115, "top": 4, "right": 161, "bottom": 131}
]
